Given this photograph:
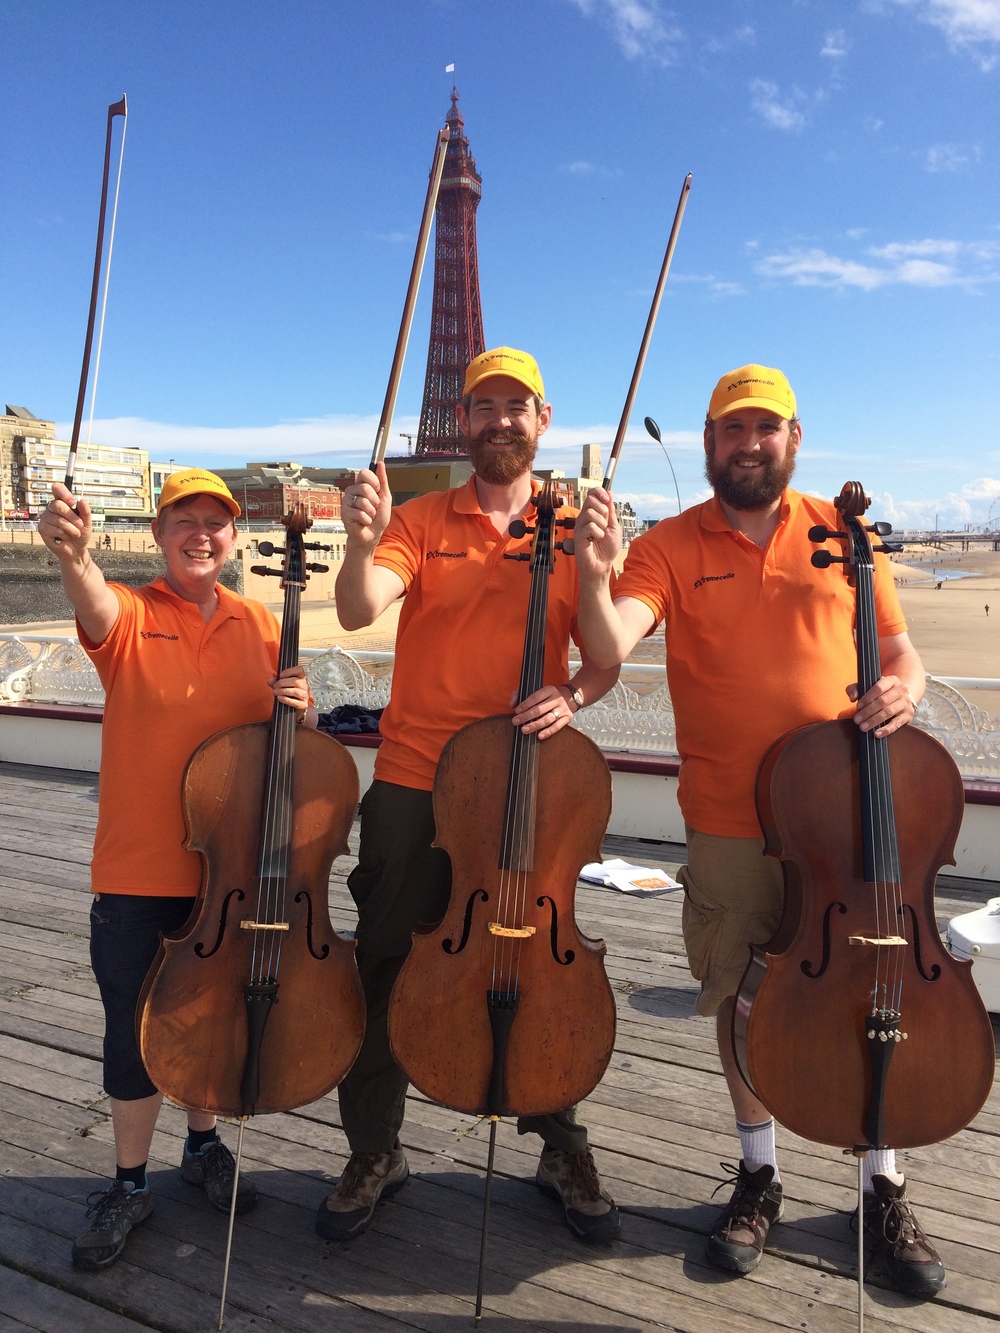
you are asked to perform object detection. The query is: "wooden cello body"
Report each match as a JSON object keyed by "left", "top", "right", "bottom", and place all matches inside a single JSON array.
[
  {"left": 734, "top": 483, "right": 995, "bottom": 1151},
  {"left": 388, "top": 485, "right": 617, "bottom": 1120},
  {"left": 390, "top": 716, "right": 615, "bottom": 1116},
  {"left": 138, "top": 508, "right": 365, "bottom": 1118}
]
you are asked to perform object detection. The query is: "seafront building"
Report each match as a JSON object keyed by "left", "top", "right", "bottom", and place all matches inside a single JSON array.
[{"left": 1, "top": 405, "right": 152, "bottom": 522}]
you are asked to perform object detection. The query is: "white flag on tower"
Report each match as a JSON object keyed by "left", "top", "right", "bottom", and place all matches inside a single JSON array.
[{"left": 445, "top": 63, "right": 455, "bottom": 72}]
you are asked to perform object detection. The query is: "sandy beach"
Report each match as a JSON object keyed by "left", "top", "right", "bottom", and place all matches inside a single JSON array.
[
  {"left": 5, "top": 542, "right": 998, "bottom": 719},
  {"left": 892, "top": 545, "right": 1000, "bottom": 716}
]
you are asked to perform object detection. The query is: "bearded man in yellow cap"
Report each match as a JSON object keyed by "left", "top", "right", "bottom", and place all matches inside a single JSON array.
[
  {"left": 320, "top": 348, "right": 621, "bottom": 1246},
  {"left": 573, "top": 365, "right": 946, "bottom": 1298},
  {"left": 39, "top": 471, "right": 315, "bottom": 1271}
]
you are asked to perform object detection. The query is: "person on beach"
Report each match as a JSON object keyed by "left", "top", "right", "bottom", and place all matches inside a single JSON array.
[
  {"left": 39, "top": 470, "right": 316, "bottom": 1271},
  {"left": 572, "top": 365, "right": 946, "bottom": 1297},
  {"left": 318, "top": 347, "right": 621, "bottom": 1245}
]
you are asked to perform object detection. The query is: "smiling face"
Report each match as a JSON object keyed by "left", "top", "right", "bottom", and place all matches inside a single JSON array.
[
  {"left": 151, "top": 494, "right": 237, "bottom": 602},
  {"left": 704, "top": 408, "right": 801, "bottom": 511},
  {"left": 456, "top": 374, "right": 552, "bottom": 484}
]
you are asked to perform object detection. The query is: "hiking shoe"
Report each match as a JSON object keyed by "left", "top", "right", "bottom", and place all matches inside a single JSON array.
[
  {"left": 706, "top": 1160, "right": 784, "bottom": 1274},
  {"left": 71, "top": 1180, "right": 153, "bottom": 1270},
  {"left": 864, "top": 1176, "right": 946, "bottom": 1297},
  {"left": 181, "top": 1138, "right": 257, "bottom": 1215},
  {"left": 315, "top": 1149, "right": 409, "bottom": 1241},
  {"left": 535, "top": 1147, "right": 621, "bottom": 1244}
]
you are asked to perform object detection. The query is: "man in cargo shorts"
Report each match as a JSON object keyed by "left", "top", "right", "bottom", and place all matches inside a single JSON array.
[{"left": 573, "top": 364, "right": 947, "bottom": 1297}]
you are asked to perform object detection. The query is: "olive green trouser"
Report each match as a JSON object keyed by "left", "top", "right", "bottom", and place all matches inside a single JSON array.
[{"left": 337, "top": 780, "right": 589, "bottom": 1156}]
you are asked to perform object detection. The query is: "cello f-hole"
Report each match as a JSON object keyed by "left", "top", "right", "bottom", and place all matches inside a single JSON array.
[
  {"left": 899, "top": 904, "right": 942, "bottom": 983},
  {"left": 194, "top": 888, "right": 246, "bottom": 958},
  {"left": 293, "top": 889, "right": 331, "bottom": 960},
  {"left": 800, "top": 900, "right": 847, "bottom": 979},
  {"left": 537, "top": 895, "right": 575, "bottom": 966},
  {"left": 443, "top": 890, "right": 489, "bottom": 954}
]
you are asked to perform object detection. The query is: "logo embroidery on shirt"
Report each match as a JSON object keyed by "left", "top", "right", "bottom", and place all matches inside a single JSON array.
[
  {"left": 693, "top": 572, "right": 735, "bottom": 590},
  {"left": 140, "top": 631, "right": 180, "bottom": 641},
  {"left": 426, "top": 550, "right": 468, "bottom": 560}
]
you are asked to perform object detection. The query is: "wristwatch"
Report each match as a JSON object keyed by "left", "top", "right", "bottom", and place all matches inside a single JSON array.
[{"left": 568, "top": 686, "right": 585, "bottom": 711}]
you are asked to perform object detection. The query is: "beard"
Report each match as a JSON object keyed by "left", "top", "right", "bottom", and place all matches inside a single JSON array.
[
  {"left": 705, "top": 443, "right": 797, "bottom": 511},
  {"left": 468, "top": 427, "right": 539, "bottom": 484}
]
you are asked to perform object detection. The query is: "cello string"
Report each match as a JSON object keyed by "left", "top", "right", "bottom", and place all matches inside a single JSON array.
[
  {"left": 270, "top": 572, "right": 304, "bottom": 980},
  {"left": 857, "top": 539, "right": 904, "bottom": 1016},
  {"left": 272, "top": 575, "right": 303, "bottom": 980}
]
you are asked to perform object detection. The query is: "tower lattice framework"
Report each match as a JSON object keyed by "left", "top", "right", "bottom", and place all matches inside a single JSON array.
[{"left": 416, "top": 89, "right": 485, "bottom": 454}]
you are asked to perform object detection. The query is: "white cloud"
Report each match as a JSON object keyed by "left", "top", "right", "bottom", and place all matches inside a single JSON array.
[
  {"left": 675, "top": 272, "right": 747, "bottom": 296},
  {"left": 56, "top": 414, "right": 393, "bottom": 464},
  {"left": 821, "top": 28, "right": 850, "bottom": 57},
  {"left": 750, "top": 79, "right": 806, "bottom": 131},
  {"left": 875, "top": 478, "right": 1000, "bottom": 529},
  {"left": 881, "top": 0, "right": 1000, "bottom": 66},
  {"left": 559, "top": 160, "right": 624, "bottom": 178},
  {"left": 924, "top": 142, "right": 982, "bottom": 171},
  {"left": 565, "top": 0, "right": 684, "bottom": 64},
  {"left": 757, "top": 237, "right": 999, "bottom": 290},
  {"left": 704, "top": 23, "right": 755, "bottom": 53}
]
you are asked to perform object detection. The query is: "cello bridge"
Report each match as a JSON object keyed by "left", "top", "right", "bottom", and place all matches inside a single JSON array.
[
  {"left": 240, "top": 920, "right": 290, "bottom": 931},
  {"left": 488, "top": 923, "right": 536, "bottom": 939},
  {"left": 848, "top": 934, "right": 906, "bottom": 946}
]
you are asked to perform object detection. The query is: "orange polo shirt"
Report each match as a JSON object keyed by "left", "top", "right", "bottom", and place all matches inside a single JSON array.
[
  {"left": 373, "top": 478, "right": 581, "bottom": 791},
  {"left": 614, "top": 490, "right": 907, "bottom": 838},
  {"left": 80, "top": 578, "right": 280, "bottom": 895}
]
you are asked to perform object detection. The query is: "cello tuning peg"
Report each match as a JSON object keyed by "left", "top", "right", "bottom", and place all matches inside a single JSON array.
[
  {"left": 257, "top": 541, "right": 280, "bottom": 557},
  {"left": 557, "top": 516, "right": 577, "bottom": 530},
  {"left": 811, "top": 550, "right": 849, "bottom": 569},
  {"left": 876, "top": 542, "right": 903, "bottom": 555},
  {"left": 306, "top": 563, "right": 329, "bottom": 573},
  {"left": 249, "top": 565, "right": 284, "bottom": 578},
  {"left": 556, "top": 539, "right": 576, "bottom": 555},
  {"left": 304, "top": 541, "right": 332, "bottom": 552},
  {"left": 508, "top": 519, "right": 532, "bottom": 539},
  {"left": 869, "top": 521, "right": 893, "bottom": 537},
  {"left": 503, "top": 552, "right": 531, "bottom": 562},
  {"left": 808, "top": 524, "right": 845, "bottom": 543}
]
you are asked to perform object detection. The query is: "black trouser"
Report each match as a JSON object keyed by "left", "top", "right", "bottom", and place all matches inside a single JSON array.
[
  {"left": 89, "top": 893, "right": 195, "bottom": 1099},
  {"left": 337, "top": 780, "right": 588, "bottom": 1155}
]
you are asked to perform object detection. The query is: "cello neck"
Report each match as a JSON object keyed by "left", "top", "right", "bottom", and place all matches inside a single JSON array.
[
  {"left": 258, "top": 510, "right": 309, "bottom": 884},
  {"left": 499, "top": 485, "right": 558, "bottom": 873},
  {"left": 838, "top": 490, "right": 900, "bottom": 888}
]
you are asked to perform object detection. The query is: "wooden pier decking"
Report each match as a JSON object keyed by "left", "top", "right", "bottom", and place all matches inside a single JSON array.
[{"left": 1, "top": 759, "right": 998, "bottom": 1333}]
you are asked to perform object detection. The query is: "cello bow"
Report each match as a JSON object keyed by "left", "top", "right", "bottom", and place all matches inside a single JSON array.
[
  {"left": 66, "top": 96, "right": 128, "bottom": 495},
  {"left": 602, "top": 171, "right": 691, "bottom": 492},
  {"left": 369, "top": 125, "right": 450, "bottom": 470}
]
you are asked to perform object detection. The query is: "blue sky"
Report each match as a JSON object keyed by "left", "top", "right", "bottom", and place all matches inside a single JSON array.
[{"left": 3, "top": 0, "right": 1000, "bottom": 528}]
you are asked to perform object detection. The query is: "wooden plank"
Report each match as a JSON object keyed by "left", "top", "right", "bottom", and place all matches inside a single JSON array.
[{"left": 0, "top": 1267, "right": 157, "bottom": 1333}]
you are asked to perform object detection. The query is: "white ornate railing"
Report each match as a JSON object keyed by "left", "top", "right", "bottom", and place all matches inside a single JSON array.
[{"left": 2, "top": 633, "right": 998, "bottom": 782}]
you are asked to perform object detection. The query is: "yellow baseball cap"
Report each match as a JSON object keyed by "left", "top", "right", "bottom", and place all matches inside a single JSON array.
[
  {"left": 463, "top": 346, "right": 545, "bottom": 399},
  {"left": 708, "top": 364, "right": 797, "bottom": 421},
  {"left": 156, "top": 468, "right": 241, "bottom": 519}
]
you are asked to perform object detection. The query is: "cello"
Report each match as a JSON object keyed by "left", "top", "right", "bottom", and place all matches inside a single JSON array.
[
  {"left": 388, "top": 482, "right": 616, "bottom": 1316},
  {"left": 138, "top": 507, "right": 365, "bottom": 1322},
  {"left": 733, "top": 483, "right": 994, "bottom": 1305}
]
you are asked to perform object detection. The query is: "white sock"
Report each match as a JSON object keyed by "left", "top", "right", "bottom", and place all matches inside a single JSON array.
[
  {"left": 863, "top": 1149, "right": 904, "bottom": 1190},
  {"left": 737, "top": 1117, "right": 779, "bottom": 1180}
]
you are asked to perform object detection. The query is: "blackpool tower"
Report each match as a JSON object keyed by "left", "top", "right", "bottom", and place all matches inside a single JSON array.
[{"left": 415, "top": 88, "right": 486, "bottom": 454}]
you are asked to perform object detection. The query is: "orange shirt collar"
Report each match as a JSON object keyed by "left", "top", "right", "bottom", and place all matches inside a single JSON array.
[
  {"left": 149, "top": 574, "right": 246, "bottom": 620},
  {"left": 453, "top": 474, "right": 544, "bottom": 516},
  {"left": 700, "top": 488, "right": 796, "bottom": 533}
]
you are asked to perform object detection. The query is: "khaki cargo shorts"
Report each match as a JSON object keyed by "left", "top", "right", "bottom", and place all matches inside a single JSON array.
[{"left": 679, "top": 825, "right": 784, "bottom": 1017}]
